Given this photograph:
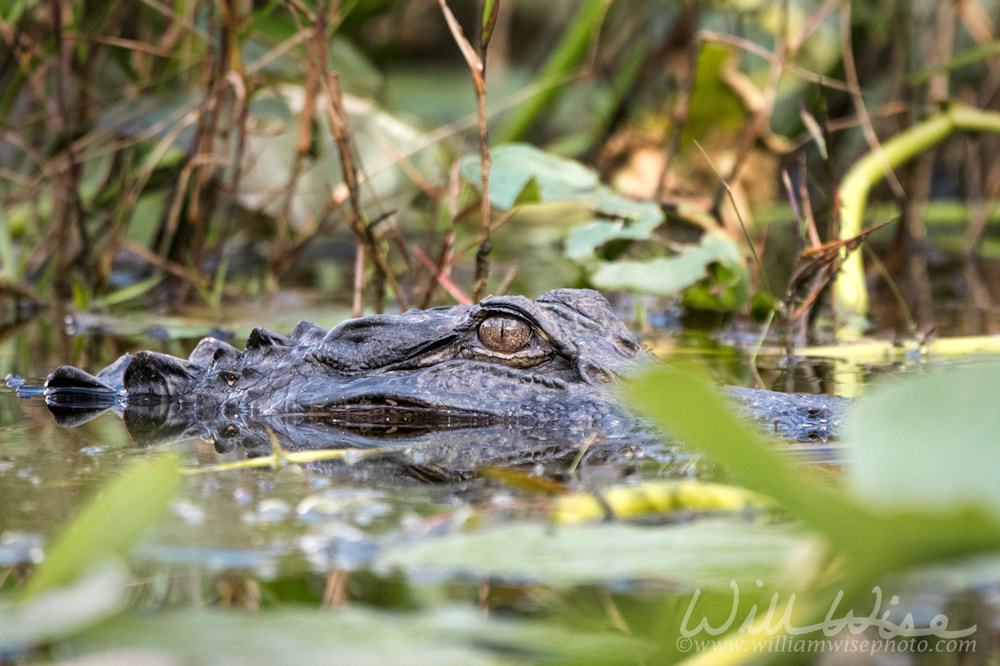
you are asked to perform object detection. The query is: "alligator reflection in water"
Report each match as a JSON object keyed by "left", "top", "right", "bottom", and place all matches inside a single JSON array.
[{"left": 43, "top": 398, "right": 654, "bottom": 483}]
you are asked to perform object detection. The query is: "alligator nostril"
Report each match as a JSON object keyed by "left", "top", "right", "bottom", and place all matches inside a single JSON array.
[
  {"left": 614, "top": 334, "right": 641, "bottom": 356},
  {"left": 577, "top": 359, "right": 613, "bottom": 385}
]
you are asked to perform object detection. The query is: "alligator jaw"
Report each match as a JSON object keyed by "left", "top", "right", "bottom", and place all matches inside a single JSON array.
[
  {"left": 296, "top": 399, "right": 498, "bottom": 428},
  {"left": 285, "top": 358, "right": 581, "bottom": 424}
]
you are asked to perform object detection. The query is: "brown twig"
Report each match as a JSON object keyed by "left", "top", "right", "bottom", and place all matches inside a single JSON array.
[
  {"left": 785, "top": 218, "right": 894, "bottom": 335},
  {"left": 437, "top": 0, "right": 492, "bottom": 302},
  {"left": 495, "top": 265, "right": 517, "bottom": 296},
  {"left": 699, "top": 29, "right": 858, "bottom": 94},
  {"left": 275, "top": 56, "right": 319, "bottom": 243},
  {"left": 296, "top": 0, "right": 409, "bottom": 313},
  {"left": 62, "top": 32, "right": 178, "bottom": 58},
  {"left": 418, "top": 230, "right": 455, "bottom": 309},
  {"left": 214, "top": 69, "right": 250, "bottom": 279},
  {"left": 413, "top": 242, "right": 471, "bottom": 305},
  {"left": 119, "top": 239, "right": 238, "bottom": 299},
  {"left": 352, "top": 244, "right": 364, "bottom": 318}
]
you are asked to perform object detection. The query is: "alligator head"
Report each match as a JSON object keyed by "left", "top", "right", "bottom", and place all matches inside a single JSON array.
[
  {"left": 44, "top": 289, "right": 652, "bottom": 428},
  {"left": 40, "top": 287, "right": 848, "bottom": 443}
]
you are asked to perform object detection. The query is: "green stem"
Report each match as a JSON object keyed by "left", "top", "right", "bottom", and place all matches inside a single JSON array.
[{"left": 835, "top": 104, "right": 1000, "bottom": 332}]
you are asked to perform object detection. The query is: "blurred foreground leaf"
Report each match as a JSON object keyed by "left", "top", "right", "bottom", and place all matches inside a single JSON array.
[
  {"left": 847, "top": 361, "right": 1000, "bottom": 518},
  {"left": 377, "top": 521, "right": 802, "bottom": 589},
  {"left": 74, "top": 605, "right": 644, "bottom": 666},
  {"left": 625, "top": 366, "right": 1000, "bottom": 581},
  {"left": 0, "top": 563, "right": 128, "bottom": 651},
  {"left": 22, "top": 453, "right": 181, "bottom": 599}
]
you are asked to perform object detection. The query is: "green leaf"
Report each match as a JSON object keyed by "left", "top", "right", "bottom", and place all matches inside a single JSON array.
[
  {"left": 22, "top": 453, "right": 181, "bottom": 599},
  {"left": 92, "top": 274, "right": 164, "bottom": 309},
  {"left": 0, "top": 0, "right": 44, "bottom": 24},
  {"left": 74, "top": 605, "right": 643, "bottom": 666},
  {"left": 799, "top": 104, "right": 828, "bottom": 159},
  {"left": 460, "top": 143, "right": 664, "bottom": 259},
  {"left": 493, "top": 0, "right": 608, "bottom": 143},
  {"left": 461, "top": 143, "right": 598, "bottom": 208},
  {"left": 0, "top": 563, "right": 128, "bottom": 651},
  {"left": 624, "top": 366, "right": 1000, "bottom": 580},
  {"left": 682, "top": 260, "right": 751, "bottom": 312},
  {"left": 587, "top": 232, "right": 744, "bottom": 296},
  {"left": 561, "top": 200, "right": 663, "bottom": 260},
  {"left": 378, "top": 521, "right": 802, "bottom": 589},
  {"left": 682, "top": 45, "right": 748, "bottom": 145},
  {"left": 480, "top": 0, "right": 499, "bottom": 52},
  {"left": 907, "top": 39, "right": 1000, "bottom": 85},
  {"left": 513, "top": 175, "right": 542, "bottom": 205},
  {"left": 847, "top": 362, "right": 1000, "bottom": 519}
]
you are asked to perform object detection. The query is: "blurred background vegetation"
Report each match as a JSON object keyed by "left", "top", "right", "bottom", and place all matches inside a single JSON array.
[{"left": 2, "top": 0, "right": 1000, "bottom": 339}]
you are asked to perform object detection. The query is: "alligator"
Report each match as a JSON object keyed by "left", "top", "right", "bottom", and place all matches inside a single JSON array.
[{"left": 38, "top": 288, "right": 846, "bottom": 452}]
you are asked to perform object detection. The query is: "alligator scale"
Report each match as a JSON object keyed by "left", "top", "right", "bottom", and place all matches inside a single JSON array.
[{"left": 41, "top": 289, "right": 845, "bottom": 444}]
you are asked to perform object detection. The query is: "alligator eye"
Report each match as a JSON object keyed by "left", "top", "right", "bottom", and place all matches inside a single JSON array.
[{"left": 477, "top": 316, "right": 531, "bottom": 354}]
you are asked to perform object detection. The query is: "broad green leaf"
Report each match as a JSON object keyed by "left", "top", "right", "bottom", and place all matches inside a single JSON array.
[
  {"left": 561, "top": 201, "right": 663, "bottom": 260},
  {"left": 377, "top": 521, "right": 803, "bottom": 589},
  {"left": 22, "top": 453, "right": 181, "bottom": 599},
  {"left": 626, "top": 366, "right": 860, "bottom": 530},
  {"left": 0, "top": 563, "right": 128, "bottom": 650},
  {"left": 847, "top": 362, "right": 1000, "bottom": 519},
  {"left": 459, "top": 143, "right": 664, "bottom": 258},
  {"left": 588, "top": 232, "right": 743, "bottom": 295},
  {"left": 75, "top": 605, "right": 643, "bottom": 666},
  {"left": 625, "top": 366, "right": 1000, "bottom": 580},
  {"left": 461, "top": 143, "right": 599, "bottom": 208}
]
